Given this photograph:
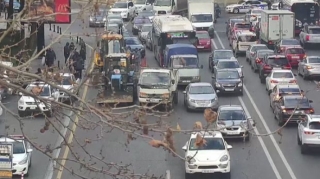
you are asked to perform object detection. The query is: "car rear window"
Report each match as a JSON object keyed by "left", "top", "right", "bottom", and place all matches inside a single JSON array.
[
  {"left": 309, "top": 122, "right": 320, "bottom": 129},
  {"left": 272, "top": 72, "right": 293, "bottom": 78},
  {"left": 258, "top": 51, "right": 273, "bottom": 58},
  {"left": 239, "top": 35, "right": 257, "bottom": 42},
  {"left": 279, "top": 88, "right": 300, "bottom": 94},
  {"left": 309, "top": 57, "right": 320, "bottom": 63},
  {"left": 309, "top": 28, "right": 320, "bottom": 34},
  {"left": 287, "top": 48, "right": 305, "bottom": 54},
  {"left": 282, "top": 40, "right": 300, "bottom": 45},
  {"left": 234, "top": 23, "right": 250, "bottom": 29},
  {"left": 268, "top": 58, "right": 289, "bottom": 66}
]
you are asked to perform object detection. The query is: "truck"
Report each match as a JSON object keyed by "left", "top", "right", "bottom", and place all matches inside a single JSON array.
[
  {"left": 164, "top": 44, "right": 203, "bottom": 85},
  {"left": 153, "top": 0, "right": 188, "bottom": 15},
  {"left": 137, "top": 68, "right": 178, "bottom": 110},
  {"left": 187, "top": 0, "right": 215, "bottom": 36},
  {"left": 260, "top": 10, "right": 295, "bottom": 49}
]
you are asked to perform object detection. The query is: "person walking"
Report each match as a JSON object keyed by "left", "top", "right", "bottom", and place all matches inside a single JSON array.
[
  {"left": 45, "top": 48, "right": 56, "bottom": 68},
  {"left": 73, "top": 54, "right": 84, "bottom": 79},
  {"left": 64, "top": 42, "right": 70, "bottom": 64}
]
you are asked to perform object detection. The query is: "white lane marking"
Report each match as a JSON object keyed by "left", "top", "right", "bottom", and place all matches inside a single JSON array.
[
  {"left": 214, "top": 30, "right": 298, "bottom": 179},
  {"left": 212, "top": 34, "right": 282, "bottom": 179}
]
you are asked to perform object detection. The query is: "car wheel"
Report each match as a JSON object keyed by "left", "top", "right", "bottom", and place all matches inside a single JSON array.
[
  {"left": 233, "top": 8, "right": 239, "bottom": 13},
  {"left": 18, "top": 111, "right": 25, "bottom": 117},
  {"left": 297, "top": 133, "right": 302, "bottom": 145},
  {"left": 300, "top": 144, "right": 308, "bottom": 154}
]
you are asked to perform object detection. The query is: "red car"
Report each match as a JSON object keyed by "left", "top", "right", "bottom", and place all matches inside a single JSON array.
[
  {"left": 282, "top": 46, "right": 306, "bottom": 67},
  {"left": 196, "top": 31, "right": 212, "bottom": 51}
]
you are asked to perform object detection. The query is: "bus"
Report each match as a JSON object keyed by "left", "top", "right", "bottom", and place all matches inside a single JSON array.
[
  {"left": 283, "top": 0, "right": 319, "bottom": 34},
  {"left": 151, "top": 15, "right": 197, "bottom": 67}
]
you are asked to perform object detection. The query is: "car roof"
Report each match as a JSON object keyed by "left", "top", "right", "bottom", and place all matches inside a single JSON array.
[
  {"left": 307, "top": 115, "right": 320, "bottom": 122},
  {"left": 219, "top": 105, "right": 244, "bottom": 111},
  {"left": 190, "top": 131, "right": 223, "bottom": 139},
  {"left": 251, "top": 44, "right": 267, "bottom": 47},
  {"left": 142, "top": 24, "right": 152, "bottom": 26},
  {"left": 257, "top": 49, "right": 273, "bottom": 53},
  {"left": 107, "top": 23, "right": 118, "bottom": 27},
  {"left": 189, "top": 82, "right": 212, "bottom": 87},
  {"left": 196, "top": 31, "right": 208, "bottom": 33}
]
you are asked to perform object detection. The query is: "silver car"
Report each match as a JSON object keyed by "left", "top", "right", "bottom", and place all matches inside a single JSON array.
[
  {"left": 138, "top": 24, "right": 152, "bottom": 43},
  {"left": 245, "top": 44, "right": 268, "bottom": 64},
  {"left": 299, "top": 25, "right": 320, "bottom": 49},
  {"left": 89, "top": 9, "right": 107, "bottom": 27},
  {"left": 106, "top": 23, "right": 121, "bottom": 34},
  {"left": 183, "top": 82, "right": 219, "bottom": 111},
  {"left": 298, "top": 56, "right": 320, "bottom": 79},
  {"left": 216, "top": 105, "right": 251, "bottom": 140},
  {"left": 107, "top": 18, "right": 123, "bottom": 27},
  {"left": 214, "top": 58, "right": 243, "bottom": 77}
]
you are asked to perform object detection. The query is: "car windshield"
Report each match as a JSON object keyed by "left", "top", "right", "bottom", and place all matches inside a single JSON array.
[
  {"left": 272, "top": 72, "right": 293, "bottom": 78},
  {"left": 135, "top": 0, "right": 145, "bottom": 4},
  {"left": 279, "top": 87, "right": 300, "bottom": 94},
  {"left": 287, "top": 48, "right": 305, "bottom": 54},
  {"left": 172, "top": 57, "right": 198, "bottom": 68},
  {"left": 11, "top": 141, "right": 25, "bottom": 154},
  {"left": 258, "top": 51, "right": 273, "bottom": 58},
  {"left": 214, "top": 51, "right": 233, "bottom": 59},
  {"left": 26, "top": 85, "right": 50, "bottom": 96},
  {"left": 218, "top": 110, "right": 246, "bottom": 121},
  {"left": 196, "top": 32, "right": 210, "bottom": 39},
  {"left": 309, "top": 28, "right": 320, "bottom": 34},
  {"left": 140, "top": 72, "right": 170, "bottom": 86},
  {"left": 154, "top": 0, "right": 171, "bottom": 6},
  {"left": 234, "top": 24, "right": 250, "bottom": 29},
  {"left": 217, "top": 61, "right": 240, "bottom": 68},
  {"left": 282, "top": 39, "right": 300, "bottom": 45},
  {"left": 284, "top": 98, "right": 310, "bottom": 107},
  {"left": 189, "top": 86, "right": 214, "bottom": 94},
  {"left": 189, "top": 138, "right": 225, "bottom": 150},
  {"left": 308, "top": 57, "right": 320, "bottom": 63},
  {"left": 239, "top": 35, "right": 257, "bottom": 42},
  {"left": 268, "top": 58, "right": 289, "bottom": 66},
  {"left": 309, "top": 122, "right": 320, "bottom": 129},
  {"left": 252, "top": 46, "right": 268, "bottom": 51},
  {"left": 191, "top": 14, "right": 213, "bottom": 23},
  {"left": 113, "top": 2, "right": 127, "bottom": 8},
  {"left": 107, "top": 26, "right": 119, "bottom": 32},
  {"left": 141, "top": 25, "right": 152, "bottom": 32},
  {"left": 217, "top": 71, "right": 239, "bottom": 79},
  {"left": 125, "top": 38, "right": 140, "bottom": 45}
]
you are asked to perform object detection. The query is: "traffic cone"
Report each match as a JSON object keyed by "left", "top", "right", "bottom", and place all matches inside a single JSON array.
[{"left": 21, "top": 172, "right": 24, "bottom": 179}]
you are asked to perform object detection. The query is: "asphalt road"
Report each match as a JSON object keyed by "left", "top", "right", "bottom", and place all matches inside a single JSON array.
[{"left": 54, "top": 11, "right": 320, "bottom": 179}]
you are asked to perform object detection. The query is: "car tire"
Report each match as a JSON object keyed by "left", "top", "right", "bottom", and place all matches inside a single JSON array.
[
  {"left": 259, "top": 72, "right": 265, "bottom": 83},
  {"left": 297, "top": 133, "right": 302, "bottom": 145},
  {"left": 233, "top": 8, "right": 239, "bottom": 13},
  {"left": 300, "top": 144, "right": 308, "bottom": 154},
  {"left": 18, "top": 111, "right": 25, "bottom": 117}
]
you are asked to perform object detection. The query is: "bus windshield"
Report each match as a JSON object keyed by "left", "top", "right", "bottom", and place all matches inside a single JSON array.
[{"left": 292, "top": 3, "right": 319, "bottom": 23}]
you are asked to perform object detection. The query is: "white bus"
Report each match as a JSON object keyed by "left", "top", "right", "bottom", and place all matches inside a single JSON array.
[{"left": 151, "top": 15, "right": 196, "bottom": 67}]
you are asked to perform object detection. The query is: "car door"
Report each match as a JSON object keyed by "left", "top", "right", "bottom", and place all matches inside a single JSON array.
[
  {"left": 298, "top": 119, "right": 307, "bottom": 139},
  {"left": 184, "top": 85, "right": 190, "bottom": 103},
  {"left": 232, "top": 35, "right": 237, "bottom": 49},
  {"left": 273, "top": 98, "right": 281, "bottom": 116}
]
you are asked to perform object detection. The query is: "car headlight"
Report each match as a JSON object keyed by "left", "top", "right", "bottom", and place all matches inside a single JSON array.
[
  {"left": 189, "top": 99, "right": 195, "bottom": 103},
  {"left": 18, "top": 156, "right": 28, "bottom": 165},
  {"left": 186, "top": 156, "right": 196, "bottom": 164},
  {"left": 220, "top": 155, "right": 229, "bottom": 162},
  {"left": 215, "top": 82, "right": 221, "bottom": 87},
  {"left": 139, "top": 92, "right": 148, "bottom": 98},
  {"left": 162, "top": 93, "right": 170, "bottom": 99},
  {"left": 211, "top": 98, "right": 217, "bottom": 103},
  {"left": 238, "top": 83, "right": 242, "bottom": 87},
  {"left": 193, "top": 76, "right": 200, "bottom": 80},
  {"left": 18, "top": 99, "right": 24, "bottom": 105}
]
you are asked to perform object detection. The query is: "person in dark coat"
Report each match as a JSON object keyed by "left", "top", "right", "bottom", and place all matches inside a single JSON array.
[
  {"left": 64, "top": 42, "right": 70, "bottom": 63},
  {"left": 73, "top": 55, "right": 84, "bottom": 79},
  {"left": 45, "top": 48, "right": 56, "bottom": 67},
  {"left": 69, "top": 42, "right": 75, "bottom": 52}
]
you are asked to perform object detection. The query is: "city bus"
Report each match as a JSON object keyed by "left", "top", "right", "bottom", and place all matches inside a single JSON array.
[{"left": 151, "top": 15, "right": 197, "bottom": 67}]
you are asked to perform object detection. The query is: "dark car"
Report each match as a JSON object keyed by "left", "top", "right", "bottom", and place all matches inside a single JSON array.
[
  {"left": 226, "top": 18, "right": 245, "bottom": 37},
  {"left": 212, "top": 69, "right": 243, "bottom": 96},
  {"left": 214, "top": 3, "right": 221, "bottom": 18},
  {"left": 257, "top": 54, "right": 291, "bottom": 83},
  {"left": 124, "top": 37, "right": 145, "bottom": 58},
  {"left": 89, "top": 9, "right": 107, "bottom": 27},
  {"left": 208, "top": 49, "right": 234, "bottom": 72},
  {"left": 132, "top": 17, "right": 151, "bottom": 35},
  {"left": 272, "top": 95, "right": 314, "bottom": 126},
  {"left": 274, "top": 39, "right": 301, "bottom": 53},
  {"left": 251, "top": 49, "right": 274, "bottom": 72}
]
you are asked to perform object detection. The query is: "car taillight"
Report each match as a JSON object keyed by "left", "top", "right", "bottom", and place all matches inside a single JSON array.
[
  {"left": 306, "top": 35, "right": 310, "bottom": 41},
  {"left": 305, "top": 108, "right": 314, "bottom": 114},
  {"left": 255, "top": 58, "right": 261, "bottom": 63},
  {"left": 207, "top": 41, "right": 211, "bottom": 45},
  {"left": 268, "top": 41, "right": 273, "bottom": 44},
  {"left": 304, "top": 131, "right": 314, "bottom": 135},
  {"left": 289, "top": 80, "right": 297, "bottom": 83},
  {"left": 306, "top": 66, "right": 313, "bottom": 69},
  {"left": 270, "top": 80, "right": 278, "bottom": 83},
  {"left": 263, "top": 65, "right": 272, "bottom": 70},
  {"left": 282, "top": 65, "right": 292, "bottom": 69}
]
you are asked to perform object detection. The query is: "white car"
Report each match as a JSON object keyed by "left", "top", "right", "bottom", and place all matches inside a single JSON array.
[
  {"left": 244, "top": 8, "right": 262, "bottom": 22},
  {"left": 18, "top": 82, "right": 59, "bottom": 117},
  {"left": 183, "top": 131, "right": 232, "bottom": 179},
  {"left": 134, "top": 0, "right": 152, "bottom": 13},
  {"left": 108, "top": 1, "right": 136, "bottom": 21},
  {"left": 225, "top": 0, "right": 267, "bottom": 14},
  {"left": 297, "top": 114, "right": 320, "bottom": 154},
  {"left": 232, "top": 30, "right": 257, "bottom": 57},
  {"left": 0, "top": 135, "right": 33, "bottom": 176},
  {"left": 265, "top": 69, "right": 297, "bottom": 94},
  {"left": 55, "top": 73, "right": 79, "bottom": 102},
  {"left": 299, "top": 25, "right": 320, "bottom": 49}
]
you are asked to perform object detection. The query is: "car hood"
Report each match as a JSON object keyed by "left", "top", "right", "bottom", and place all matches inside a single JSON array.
[
  {"left": 187, "top": 150, "right": 226, "bottom": 162},
  {"left": 110, "top": 8, "right": 127, "bottom": 12},
  {"left": 20, "top": 96, "right": 49, "bottom": 102},
  {"left": 13, "top": 153, "right": 27, "bottom": 163},
  {"left": 216, "top": 79, "right": 241, "bottom": 84},
  {"left": 189, "top": 93, "right": 216, "bottom": 100},
  {"left": 218, "top": 120, "right": 245, "bottom": 127},
  {"left": 178, "top": 68, "right": 199, "bottom": 77},
  {"left": 192, "top": 22, "right": 213, "bottom": 28}
]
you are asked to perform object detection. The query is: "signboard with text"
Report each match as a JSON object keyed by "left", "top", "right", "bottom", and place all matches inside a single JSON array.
[
  {"left": 27, "top": 0, "right": 71, "bottom": 23},
  {"left": 0, "top": 143, "right": 13, "bottom": 178}
]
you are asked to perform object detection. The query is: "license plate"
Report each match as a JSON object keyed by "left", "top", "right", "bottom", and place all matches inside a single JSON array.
[
  {"left": 227, "top": 131, "right": 239, "bottom": 135},
  {"left": 202, "top": 170, "right": 215, "bottom": 173},
  {"left": 182, "top": 80, "right": 190, "bottom": 83},
  {"left": 225, "top": 88, "right": 234, "bottom": 91},
  {"left": 197, "top": 46, "right": 204, "bottom": 48},
  {"left": 292, "top": 56, "right": 299, "bottom": 59},
  {"left": 198, "top": 103, "right": 208, "bottom": 107},
  {"left": 0, "top": 171, "right": 12, "bottom": 177},
  {"left": 294, "top": 111, "right": 304, "bottom": 114},
  {"left": 30, "top": 106, "right": 36, "bottom": 109},
  {"left": 150, "top": 99, "right": 159, "bottom": 103}
]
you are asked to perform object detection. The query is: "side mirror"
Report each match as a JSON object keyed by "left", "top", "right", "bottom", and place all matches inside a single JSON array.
[
  {"left": 183, "top": 91, "right": 186, "bottom": 94},
  {"left": 200, "top": 65, "right": 203, "bottom": 69},
  {"left": 309, "top": 100, "right": 313, "bottom": 103},
  {"left": 27, "top": 149, "right": 33, "bottom": 153},
  {"left": 212, "top": 75, "right": 216, "bottom": 79},
  {"left": 182, "top": 142, "right": 188, "bottom": 151},
  {"left": 171, "top": 80, "right": 175, "bottom": 84},
  {"left": 18, "top": 92, "right": 23, "bottom": 95},
  {"left": 227, "top": 145, "right": 232, "bottom": 150}
]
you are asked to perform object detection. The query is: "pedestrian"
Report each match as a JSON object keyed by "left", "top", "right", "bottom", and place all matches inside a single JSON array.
[
  {"left": 80, "top": 45, "right": 86, "bottom": 61},
  {"left": 73, "top": 54, "right": 84, "bottom": 80},
  {"left": 69, "top": 42, "right": 75, "bottom": 52},
  {"left": 45, "top": 48, "right": 56, "bottom": 68},
  {"left": 35, "top": 68, "right": 42, "bottom": 75},
  {"left": 64, "top": 42, "right": 70, "bottom": 64},
  {"left": 267, "top": 0, "right": 272, "bottom": 10}
]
